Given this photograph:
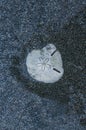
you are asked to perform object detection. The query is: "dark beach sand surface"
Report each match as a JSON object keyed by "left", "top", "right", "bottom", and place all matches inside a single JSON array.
[{"left": 0, "top": 0, "right": 86, "bottom": 130}]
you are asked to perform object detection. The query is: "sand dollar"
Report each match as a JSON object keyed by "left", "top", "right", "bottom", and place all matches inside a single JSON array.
[{"left": 26, "top": 44, "right": 64, "bottom": 83}]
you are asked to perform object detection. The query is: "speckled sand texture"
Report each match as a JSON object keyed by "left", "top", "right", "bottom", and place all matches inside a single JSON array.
[{"left": 0, "top": 0, "right": 86, "bottom": 130}]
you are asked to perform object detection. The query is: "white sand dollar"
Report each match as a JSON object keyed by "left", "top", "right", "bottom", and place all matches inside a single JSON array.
[{"left": 26, "top": 44, "right": 64, "bottom": 83}]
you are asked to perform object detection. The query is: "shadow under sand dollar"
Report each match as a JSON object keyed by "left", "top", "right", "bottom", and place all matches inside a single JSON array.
[
  {"left": 9, "top": 9, "right": 85, "bottom": 111},
  {"left": 9, "top": 35, "right": 69, "bottom": 104}
]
